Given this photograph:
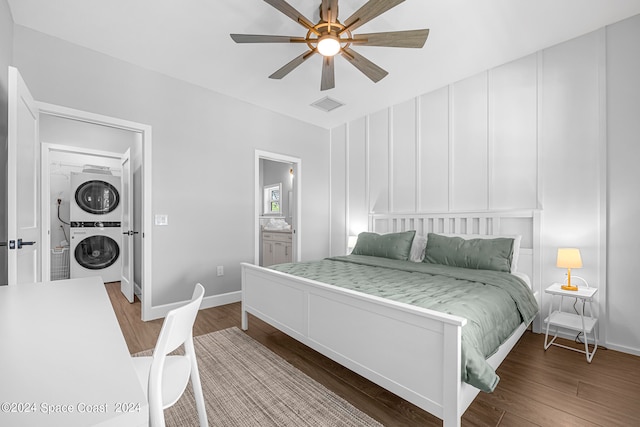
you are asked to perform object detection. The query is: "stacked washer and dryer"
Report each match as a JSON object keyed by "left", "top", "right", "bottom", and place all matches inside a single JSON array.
[{"left": 69, "top": 168, "right": 122, "bottom": 283}]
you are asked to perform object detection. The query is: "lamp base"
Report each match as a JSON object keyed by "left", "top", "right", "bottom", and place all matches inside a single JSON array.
[{"left": 561, "top": 284, "right": 579, "bottom": 291}]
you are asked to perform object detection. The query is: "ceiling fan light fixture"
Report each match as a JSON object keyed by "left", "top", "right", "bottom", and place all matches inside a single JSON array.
[
  {"left": 317, "top": 35, "right": 341, "bottom": 57},
  {"left": 231, "top": 0, "right": 430, "bottom": 90}
]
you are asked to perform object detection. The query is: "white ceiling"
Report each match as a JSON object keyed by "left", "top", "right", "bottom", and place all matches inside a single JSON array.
[{"left": 7, "top": 0, "right": 640, "bottom": 129}]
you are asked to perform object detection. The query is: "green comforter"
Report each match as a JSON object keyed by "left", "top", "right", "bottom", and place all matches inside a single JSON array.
[{"left": 271, "top": 255, "right": 538, "bottom": 392}]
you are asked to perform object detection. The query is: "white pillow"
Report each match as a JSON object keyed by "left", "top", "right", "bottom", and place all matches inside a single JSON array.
[
  {"left": 409, "top": 234, "right": 428, "bottom": 262},
  {"left": 433, "top": 233, "right": 522, "bottom": 273}
]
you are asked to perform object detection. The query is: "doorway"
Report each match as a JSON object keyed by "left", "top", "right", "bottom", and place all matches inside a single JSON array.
[
  {"left": 37, "top": 103, "right": 154, "bottom": 321},
  {"left": 43, "top": 144, "right": 126, "bottom": 285},
  {"left": 254, "top": 150, "right": 301, "bottom": 266}
]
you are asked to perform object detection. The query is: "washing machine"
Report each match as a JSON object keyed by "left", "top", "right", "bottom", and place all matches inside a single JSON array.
[
  {"left": 70, "top": 171, "right": 122, "bottom": 222},
  {"left": 70, "top": 222, "right": 122, "bottom": 283}
]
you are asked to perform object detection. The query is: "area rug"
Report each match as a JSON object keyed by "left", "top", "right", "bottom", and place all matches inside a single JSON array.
[{"left": 133, "top": 327, "right": 382, "bottom": 426}]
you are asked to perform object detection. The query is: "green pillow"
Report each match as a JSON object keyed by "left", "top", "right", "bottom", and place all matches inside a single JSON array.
[
  {"left": 423, "top": 233, "right": 514, "bottom": 272},
  {"left": 352, "top": 230, "right": 416, "bottom": 261}
]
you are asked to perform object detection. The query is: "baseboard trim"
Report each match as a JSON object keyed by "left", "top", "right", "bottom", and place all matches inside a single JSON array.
[
  {"left": 604, "top": 341, "right": 640, "bottom": 357},
  {"left": 144, "top": 290, "right": 242, "bottom": 321},
  {"left": 543, "top": 329, "right": 640, "bottom": 356},
  {"left": 200, "top": 291, "right": 242, "bottom": 310}
]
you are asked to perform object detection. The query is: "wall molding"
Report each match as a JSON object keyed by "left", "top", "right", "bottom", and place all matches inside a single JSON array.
[
  {"left": 388, "top": 107, "right": 394, "bottom": 212},
  {"left": 597, "top": 27, "right": 608, "bottom": 347},
  {"left": 365, "top": 115, "right": 371, "bottom": 218},
  {"left": 345, "top": 122, "right": 350, "bottom": 249},
  {"left": 415, "top": 96, "right": 421, "bottom": 211},
  {"left": 447, "top": 85, "right": 454, "bottom": 211},
  {"left": 486, "top": 70, "right": 494, "bottom": 209}
]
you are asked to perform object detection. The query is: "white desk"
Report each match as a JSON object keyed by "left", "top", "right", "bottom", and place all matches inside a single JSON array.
[{"left": 0, "top": 277, "right": 148, "bottom": 426}]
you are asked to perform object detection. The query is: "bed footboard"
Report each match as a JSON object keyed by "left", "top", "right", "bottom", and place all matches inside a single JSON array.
[{"left": 241, "top": 262, "right": 467, "bottom": 427}]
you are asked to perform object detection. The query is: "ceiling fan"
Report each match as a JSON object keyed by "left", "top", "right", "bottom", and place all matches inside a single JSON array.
[{"left": 230, "top": 0, "right": 429, "bottom": 91}]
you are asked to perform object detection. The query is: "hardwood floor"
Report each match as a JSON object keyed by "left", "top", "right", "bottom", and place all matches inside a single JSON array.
[{"left": 106, "top": 283, "right": 640, "bottom": 426}]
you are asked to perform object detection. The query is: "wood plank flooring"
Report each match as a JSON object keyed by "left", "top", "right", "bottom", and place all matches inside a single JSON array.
[{"left": 105, "top": 283, "right": 640, "bottom": 426}]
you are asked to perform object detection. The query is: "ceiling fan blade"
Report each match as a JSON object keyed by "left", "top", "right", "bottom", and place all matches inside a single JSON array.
[
  {"left": 321, "top": 0, "right": 339, "bottom": 23},
  {"left": 264, "top": 0, "right": 315, "bottom": 30},
  {"left": 343, "top": 0, "right": 405, "bottom": 32},
  {"left": 321, "top": 56, "right": 335, "bottom": 91},
  {"left": 230, "top": 34, "right": 306, "bottom": 43},
  {"left": 269, "top": 50, "right": 316, "bottom": 80},
  {"left": 341, "top": 48, "right": 388, "bottom": 83},
  {"left": 353, "top": 29, "right": 429, "bottom": 48}
]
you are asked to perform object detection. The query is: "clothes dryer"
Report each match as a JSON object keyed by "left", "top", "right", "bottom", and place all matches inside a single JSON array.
[
  {"left": 70, "top": 221, "right": 122, "bottom": 283},
  {"left": 70, "top": 172, "right": 122, "bottom": 222}
]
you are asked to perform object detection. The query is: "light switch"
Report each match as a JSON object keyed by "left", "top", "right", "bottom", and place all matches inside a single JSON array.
[{"left": 155, "top": 214, "right": 168, "bottom": 226}]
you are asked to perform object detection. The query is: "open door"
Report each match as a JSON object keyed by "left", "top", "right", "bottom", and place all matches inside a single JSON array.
[
  {"left": 120, "top": 148, "right": 134, "bottom": 302},
  {"left": 7, "top": 67, "right": 40, "bottom": 285}
]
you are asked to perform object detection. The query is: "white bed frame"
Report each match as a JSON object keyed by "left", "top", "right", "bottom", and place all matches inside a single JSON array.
[{"left": 241, "top": 210, "right": 541, "bottom": 427}]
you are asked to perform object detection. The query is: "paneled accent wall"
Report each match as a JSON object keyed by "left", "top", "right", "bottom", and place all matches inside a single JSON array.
[
  {"left": 330, "top": 19, "right": 640, "bottom": 356},
  {"left": 331, "top": 52, "right": 543, "bottom": 249},
  {"left": 538, "top": 30, "right": 604, "bottom": 346},
  {"left": 330, "top": 126, "right": 347, "bottom": 254},
  {"left": 606, "top": 14, "right": 640, "bottom": 355},
  {"left": 451, "top": 72, "right": 489, "bottom": 211},
  {"left": 418, "top": 87, "right": 449, "bottom": 211},
  {"left": 392, "top": 99, "right": 417, "bottom": 213},
  {"left": 489, "top": 54, "right": 538, "bottom": 210}
]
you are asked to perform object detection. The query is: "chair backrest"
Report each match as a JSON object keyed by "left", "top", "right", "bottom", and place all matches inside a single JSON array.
[{"left": 154, "top": 283, "right": 205, "bottom": 356}]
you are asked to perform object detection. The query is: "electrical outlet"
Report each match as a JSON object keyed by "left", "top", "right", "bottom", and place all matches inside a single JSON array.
[
  {"left": 216, "top": 266, "right": 224, "bottom": 277},
  {"left": 154, "top": 214, "right": 168, "bottom": 226}
]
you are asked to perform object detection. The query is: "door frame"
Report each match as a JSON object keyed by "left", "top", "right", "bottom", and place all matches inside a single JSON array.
[
  {"left": 37, "top": 102, "right": 154, "bottom": 321},
  {"left": 254, "top": 150, "right": 302, "bottom": 265}
]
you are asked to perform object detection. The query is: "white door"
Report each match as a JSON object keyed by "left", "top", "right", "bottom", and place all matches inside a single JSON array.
[
  {"left": 7, "top": 67, "right": 40, "bottom": 285},
  {"left": 120, "top": 148, "right": 134, "bottom": 302}
]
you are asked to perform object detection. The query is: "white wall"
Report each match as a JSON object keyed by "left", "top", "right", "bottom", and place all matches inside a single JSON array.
[
  {"left": 0, "top": 0, "right": 13, "bottom": 285},
  {"left": 40, "top": 114, "right": 136, "bottom": 154},
  {"left": 605, "top": 14, "right": 640, "bottom": 355},
  {"left": 12, "top": 25, "right": 330, "bottom": 312},
  {"left": 331, "top": 16, "right": 640, "bottom": 356}
]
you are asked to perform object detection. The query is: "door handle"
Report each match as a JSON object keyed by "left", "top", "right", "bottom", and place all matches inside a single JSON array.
[{"left": 17, "top": 239, "right": 36, "bottom": 249}]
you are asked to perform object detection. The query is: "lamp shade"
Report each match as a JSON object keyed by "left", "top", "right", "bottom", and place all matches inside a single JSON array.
[{"left": 556, "top": 248, "right": 583, "bottom": 269}]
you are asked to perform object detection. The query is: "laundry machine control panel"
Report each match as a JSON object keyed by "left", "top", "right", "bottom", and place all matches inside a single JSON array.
[{"left": 71, "top": 221, "right": 122, "bottom": 228}]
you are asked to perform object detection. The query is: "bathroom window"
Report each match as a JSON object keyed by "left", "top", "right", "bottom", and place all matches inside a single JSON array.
[{"left": 263, "top": 183, "right": 282, "bottom": 215}]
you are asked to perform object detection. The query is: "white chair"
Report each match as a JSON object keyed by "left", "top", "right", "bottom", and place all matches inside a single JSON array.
[{"left": 132, "top": 283, "right": 208, "bottom": 427}]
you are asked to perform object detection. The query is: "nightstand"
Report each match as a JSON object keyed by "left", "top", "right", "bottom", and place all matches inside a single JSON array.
[{"left": 543, "top": 283, "right": 598, "bottom": 362}]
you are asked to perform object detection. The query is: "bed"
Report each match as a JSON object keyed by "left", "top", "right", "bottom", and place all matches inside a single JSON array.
[{"left": 241, "top": 210, "right": 541, "bottom": 427}]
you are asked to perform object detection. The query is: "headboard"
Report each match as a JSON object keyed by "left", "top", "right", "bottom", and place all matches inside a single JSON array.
[{"left": 369, "top": 210, "right": 542, "bottom": 332}]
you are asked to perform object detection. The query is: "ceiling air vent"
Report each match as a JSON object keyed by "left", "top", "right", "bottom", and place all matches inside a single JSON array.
[{"left": 310, "top": 96, "right": 344, "bottom": 112}]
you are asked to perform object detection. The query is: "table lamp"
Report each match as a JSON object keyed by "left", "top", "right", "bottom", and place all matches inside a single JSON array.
[{"left": 556, "top": 248, "right": 582, "bottom": 291}]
